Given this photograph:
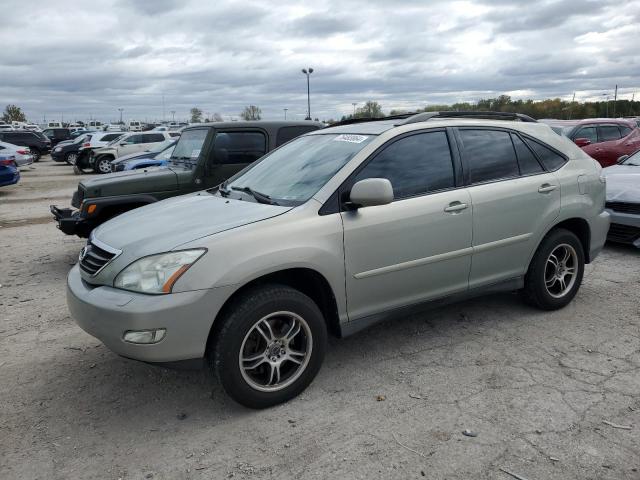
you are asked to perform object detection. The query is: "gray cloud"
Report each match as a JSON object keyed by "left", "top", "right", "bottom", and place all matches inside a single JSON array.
[{"left": 0, "top": 0, "right": 638, "bottom": 123}]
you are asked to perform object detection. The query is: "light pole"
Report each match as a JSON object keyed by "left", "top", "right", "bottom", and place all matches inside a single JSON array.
[
  {"left": 118, "top": 108, "right": 123, "bottom": 125},
  {"left": 352, "top": 102, "right": 357, "bottom": 116},
  {"left": 284, "top": 108, "right": 288, "bottom": 120},
  {"left": 601, "top": 93, "right": 610, "bottom": 117},
  {"left": 171, "top": 110, "right": 176, "bottom": 122},
  {"left": 301, "top": 68, "right": 313, "bottom": 120}
]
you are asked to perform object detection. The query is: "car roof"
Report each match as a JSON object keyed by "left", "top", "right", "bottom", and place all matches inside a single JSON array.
[{"left": 569, "top": 118, "right": 636, "bottom": 127}]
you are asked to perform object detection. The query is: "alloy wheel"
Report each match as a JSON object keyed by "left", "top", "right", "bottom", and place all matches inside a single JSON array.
[
  {"left": 239, "top": 311, "right": 312, "bottom": 392},
  {"left": 97, "top": 158, "right": 111, "bottom": 174},
  {"left": 544, "top": 243, "right": 578, "bottom": 298}
]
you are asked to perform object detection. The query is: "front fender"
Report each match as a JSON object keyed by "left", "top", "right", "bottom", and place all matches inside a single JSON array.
[{"left": 80, "top": 194, "right": 159, "bottom": 219}]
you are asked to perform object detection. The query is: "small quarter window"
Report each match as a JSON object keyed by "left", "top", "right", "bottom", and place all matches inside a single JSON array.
[
  {"left": 511, "top": 134, "right": 543, "bottom": 175},
  {"left": 525, "top": 138, "right": 567, "bottom": 171}
]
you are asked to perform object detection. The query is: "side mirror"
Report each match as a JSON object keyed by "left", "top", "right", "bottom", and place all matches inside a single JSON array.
[
  {"left": 574, "top": 138, "right": 591, "bottom": 147},
  {"left": 348, "top": 178, "right": 393, "bottom": 209},
  {"left": 617, "top": 154, "right": 629, "bottom": 164}
]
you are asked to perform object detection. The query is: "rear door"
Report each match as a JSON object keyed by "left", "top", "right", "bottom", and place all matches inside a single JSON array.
[
  {"left": 204, "top": 129, "right": 268, "bottom": 189},
  {"left": 138, "top": 133, "right": 166, "bottom": 152},
  {"left": 456, "top": 128, "right": 561, "bottom": 288},
  {"left": 342, "top": 129, "right": 472, "bottom": 320},
  {"left": 116, "top": 134, "right": 144, "bottom": 156}
]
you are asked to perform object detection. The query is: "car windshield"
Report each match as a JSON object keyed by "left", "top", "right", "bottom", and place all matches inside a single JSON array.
[
  {"left": 170, "top": 128, "right": 208, "bottom": 168},
  {"left": 622, "top": 151, "right": 640, "bottom": 166},
  {"left": 223, "top": 133, "right": 376, "bottom": 206},
  {"left": 148, "top": 139, "right": 174, "bottom": 153}
]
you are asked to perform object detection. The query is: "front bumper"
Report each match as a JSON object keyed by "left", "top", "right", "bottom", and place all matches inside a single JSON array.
[
  {"left": 66, "top": 264, "right": 235, "bottom": 363},
  {"left": 51, "top": 150, "right": 65, "bottom": 162},
  {"left": 50, "top": 205, "right": 92, "bottom": 237},
  {"left": 605, "top": 209, "right": 640, "bottom": 247}
]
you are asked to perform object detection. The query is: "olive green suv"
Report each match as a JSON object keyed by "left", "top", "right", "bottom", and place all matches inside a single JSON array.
[{"left": 51, "top": 121, "right": 323, "bottom": 237}]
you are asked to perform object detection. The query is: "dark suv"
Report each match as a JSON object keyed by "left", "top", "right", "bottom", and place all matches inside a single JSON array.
[
  {"left": 0, "top": 130, "right": 51, "bottom": 161},
  {"left": 51, "top": 121, "right": 323, "bottom": 236},
  {"left": 42, "top": 128, "right": 73, "bottom": 147}
]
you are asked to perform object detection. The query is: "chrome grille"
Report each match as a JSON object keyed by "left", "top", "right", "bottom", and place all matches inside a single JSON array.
[
  {"left": 79, "top": 240, "right": 119, "bottom": 276},
  {"left": 605, "top": 202, "right": 640, "bottom": 215},
  {"left": 71, "top": 186, "right": 85, "bottom": 208}
]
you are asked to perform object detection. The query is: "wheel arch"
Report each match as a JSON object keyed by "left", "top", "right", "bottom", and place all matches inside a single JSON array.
[
  {"left": 533, "top": 217, "right": 592, "bottom": 267},
  {"left": 206, "top": 267, "right": 342, "bottom": 357}
]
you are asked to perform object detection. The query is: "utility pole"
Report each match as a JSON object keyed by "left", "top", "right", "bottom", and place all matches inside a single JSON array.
[
  {"left": 568, "top": 92, "right": 575, "bottom": 119},
  {"left": 118, "top": 108, "right": 124, "bottom": 125},
  {"left": 613, "top": 85, "right": 618, "bottom": 118},
  {"left": 171, "top": 111, "right": 176, "bottom": 122},
  {"left": 162, "top": 94, "right": 165, "bottom": 122},
  {"left": 352, "top": 102, "right": 357, "bottom": 116},
  {"left": 283, "top": 108, "right": 288, "bottom": 120}
]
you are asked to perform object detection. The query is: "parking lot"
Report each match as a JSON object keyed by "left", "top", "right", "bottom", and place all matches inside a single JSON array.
[{"left": 0, "top": 157, "right": 638, "bottom": 479}]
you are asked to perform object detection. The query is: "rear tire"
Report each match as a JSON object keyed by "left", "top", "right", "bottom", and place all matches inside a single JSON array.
[
  {"left": 522, "top": 228, "right": 585, "bottom": 310},
  {"left": 210, "top": 284, "right": 327, "bottom": 409},
  {"left": 31, "top": 148, "right": 41, "bottom": 162},
  {"left": 65, "top": 152, "right": 78, "bottom": 165}
]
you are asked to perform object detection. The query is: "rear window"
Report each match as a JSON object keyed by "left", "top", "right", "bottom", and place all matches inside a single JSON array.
[
  {"left": 458, "top": 129, "right": 519, "bottom": 184},
  {"left": 102, "top": 133, "right": 122, "bottom": 142},
  {"left": 276, "top": 126, "right": 320, "bottom": 146},
  {"left": 599, "top": 125, "right": 622, "bottom": 141},
  {"left": 524, "top": 138, "right": 567, "bottom": 171},
  {"left": 620, "top": 126, "right": 633, "bottom": 137}
]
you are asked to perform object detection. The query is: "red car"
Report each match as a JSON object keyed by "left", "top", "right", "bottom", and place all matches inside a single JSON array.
[{"left": 562, "top": 119, "right": 640, "bottom": 167}]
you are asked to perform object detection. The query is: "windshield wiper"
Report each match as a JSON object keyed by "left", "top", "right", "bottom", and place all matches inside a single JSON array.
[
  {"left": 217, "top": 180, "right": 230, "bottom": 197},
  {"left": 231, "top": 185, "right": 279, "bottom": 205}
]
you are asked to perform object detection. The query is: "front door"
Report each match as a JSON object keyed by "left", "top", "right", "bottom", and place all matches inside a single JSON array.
[
  {"left": 342, "top": 130, "right": 473, "bottom": 320},
  {"left": 204, "top": 129, "right": 268, "bottom": 189}
]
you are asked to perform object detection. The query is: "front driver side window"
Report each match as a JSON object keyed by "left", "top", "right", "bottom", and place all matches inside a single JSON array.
[{"left": 354, "top": 131, "right": 455, "bottom": 199}]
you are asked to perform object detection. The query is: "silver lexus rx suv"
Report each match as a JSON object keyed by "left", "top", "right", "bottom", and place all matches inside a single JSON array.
[{"left": 66, "top": 112, "right": 610, "bottom": 408}]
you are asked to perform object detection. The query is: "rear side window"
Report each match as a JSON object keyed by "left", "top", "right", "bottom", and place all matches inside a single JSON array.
[
  {"left": 354, "top": 131, "right": 455, "bottom": 199},
  {"left": 276, "top": 126, "right": 320, "bottom": 146},
  {"left": 143, "top": 133, "right": 165, "bottom": 143},
  {"left": 458, "top": 129, "right": 519, "bottom": 184},
  {"left": 574, "top": 126, "right": 597, "bottom": 143},
  {"left": 620, "top": 126, "right": 633, "bottom": 137},
  {"left": 598, "top": 125, "right": 622, "bottom": 141},
  {"left": 213, "top": 131, "right": 267, "bottom": 164},
  {"left": 511, "top": 134, "right": 543, "bottom": 175},
  {"left": 525, "top": 139, "right": 567, "bottom": 171},
  {"left": 102, "top": 133, "right": 122, "bottom": 142}
]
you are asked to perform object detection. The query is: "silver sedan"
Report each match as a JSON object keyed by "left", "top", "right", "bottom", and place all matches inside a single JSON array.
[{"left": 0, "top": 140, "right": 34, "bottom": 167}]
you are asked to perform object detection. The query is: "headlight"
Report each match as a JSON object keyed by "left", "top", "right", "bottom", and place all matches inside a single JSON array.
[
  {"left": 54, "top": 147, "right": 62, "bottom": 152},
  {"left": 114, "top": 249, "right": 206, "bottom": 294}
]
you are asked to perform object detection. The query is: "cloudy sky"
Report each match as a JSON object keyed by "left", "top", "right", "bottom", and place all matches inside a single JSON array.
[{"left": 1, "top": 0, "right": 639, "bottom": 123}]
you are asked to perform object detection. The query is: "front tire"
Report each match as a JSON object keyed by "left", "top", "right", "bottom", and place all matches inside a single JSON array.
[
  {"left": 522, "top": 228, "right": 585, "bottom": 310},
  {"left": 94, "top": 155, "right": 113, "bottom": 174},
  {"left": 210, "top": 284, "right": 327, "bottom": 409},
  {"left": 31, "top": 148, "right": 41, "bottom": 162}
]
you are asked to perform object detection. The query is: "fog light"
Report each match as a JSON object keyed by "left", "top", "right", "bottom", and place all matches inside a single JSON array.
[{"left": 123, "top": 329, "right": 166, "bottom": 344}]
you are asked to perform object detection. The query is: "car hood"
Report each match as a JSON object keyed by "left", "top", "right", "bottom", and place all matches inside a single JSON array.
[
  {"left": 80, "top": 168, "right": 178, "bottom": 197},
  {"left": 92, "top": 193, "right": 291, "bottom": 254},
  {"left": 112, "top": 151, "right": 154, "bottom": 164},
  {"left": 602, "top": 165, "right": 640, "bottom": 202}
]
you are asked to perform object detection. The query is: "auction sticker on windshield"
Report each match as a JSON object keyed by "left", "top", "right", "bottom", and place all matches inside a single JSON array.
[
  {"left": 190, "top": 149, "right": 201, "bottom": 158},
  {"left": 334, "top": 134, "right": 369, "bottom": 143}
]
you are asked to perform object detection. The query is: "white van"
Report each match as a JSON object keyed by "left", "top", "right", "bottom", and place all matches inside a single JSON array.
[
  {"left": 128, "top": 121, "right": 142, "bottom": 132},
  {"left": 88, "top": 121, "right": 103, "bottom": 129},
  {"left": 47, "top": 121, "right": 63, "bottom": 128}
]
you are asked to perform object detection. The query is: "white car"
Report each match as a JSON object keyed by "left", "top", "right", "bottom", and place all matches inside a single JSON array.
[
  {"left": 24, "top": 124, "right": 42, "bottom": 132},
  {"left": 0, "top": 140, "right": 34, "bottom": 167},
  {"left": 0, "top": 124, "right": 14, "bottom": 131},
  {"left": 91, "top": 131, "right": 173, "bottom": 173},
  {"left": 104, "top": 124, "right": 123, "bottom": 132}
]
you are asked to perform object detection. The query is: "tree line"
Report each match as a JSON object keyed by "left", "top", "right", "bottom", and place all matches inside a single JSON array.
[{"left": 338, "top": 96, "right": 640, "bottom": 123}]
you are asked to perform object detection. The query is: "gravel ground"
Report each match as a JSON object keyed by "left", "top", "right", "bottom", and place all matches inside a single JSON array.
[{"left": 1, "top": 157, "right": 639, "bottom": 480}]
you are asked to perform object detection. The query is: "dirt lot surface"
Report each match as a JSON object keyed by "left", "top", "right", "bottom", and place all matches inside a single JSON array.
[{"left": 1, "top": 157, "right": 639, "bottom": 480}]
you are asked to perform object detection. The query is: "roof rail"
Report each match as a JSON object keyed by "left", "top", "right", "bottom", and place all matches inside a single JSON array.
[
  {"left": 399, "top": 111, "right": 538, "bottom": 125},
  {"left": 330, "top": 113, "right": 414, "bottom": 127}
]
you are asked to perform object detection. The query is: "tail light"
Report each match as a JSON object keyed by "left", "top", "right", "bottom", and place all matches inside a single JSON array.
[
  {"left": 83, "top": 143, "right": 91, "bottom": 147},
  {"left": 16, "top": 149, "right": 28, "bottom": 155},
  {"left": 0, "top": 158, "right": 17, "bottom": 166}
]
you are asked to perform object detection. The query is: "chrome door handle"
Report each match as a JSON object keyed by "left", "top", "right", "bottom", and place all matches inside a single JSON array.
[
  {"left": 444, "top": 202, "right": 468, "bottom": 213},
  {"left": 538, "top": 184, "right": 557, "bottom": 193}
]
